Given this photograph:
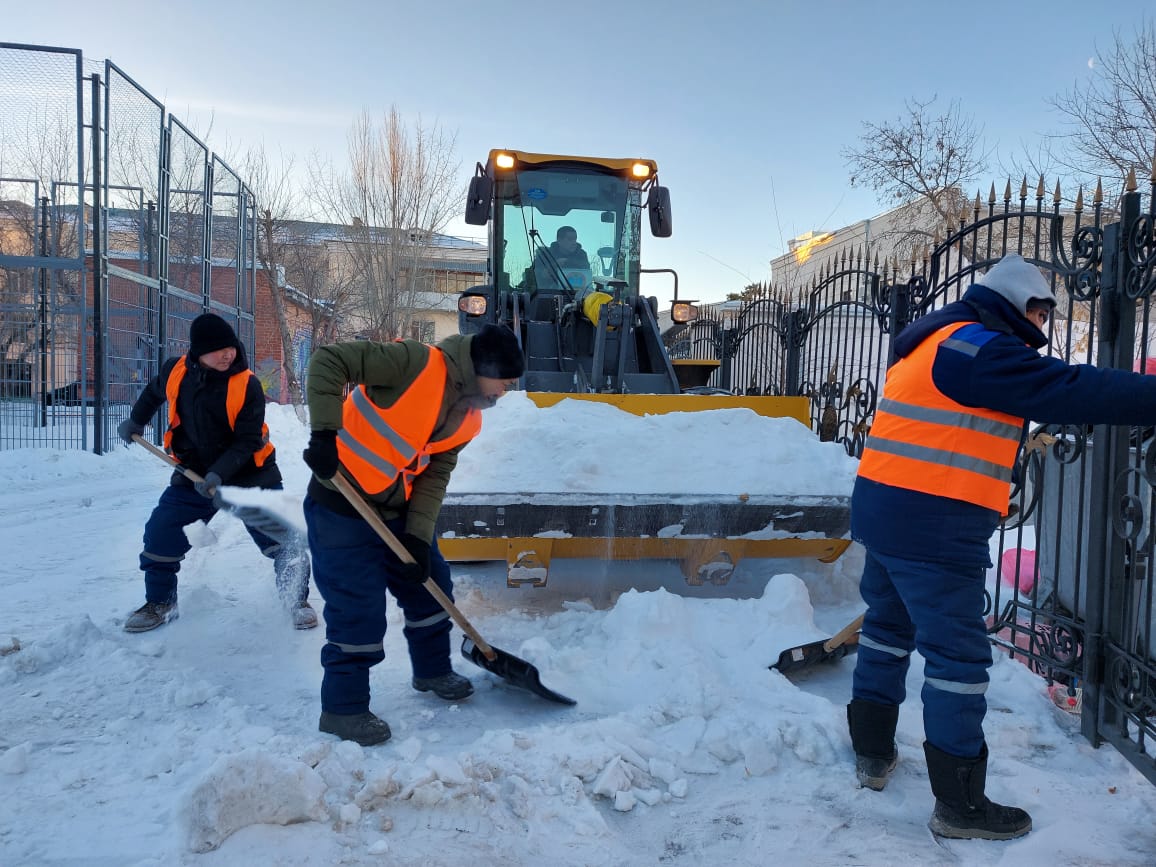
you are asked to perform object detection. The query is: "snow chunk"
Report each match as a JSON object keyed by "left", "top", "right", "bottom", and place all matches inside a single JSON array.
[
  {"left": 1, "top": 742, "right": 31, "bottom": 774},
  {"left": 182, "top": 749, "right": 328, "bottom": 853},
  {"left": 592, "top": 755, "right": 634, "bottom": 798},
  {"left": 613, "top": 790, "right": 636, "bottom": 812}
]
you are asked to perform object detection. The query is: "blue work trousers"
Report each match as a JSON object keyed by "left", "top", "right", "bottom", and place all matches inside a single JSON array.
[
  {"left": 304, "top": 495, "right": 455, "bottom": 715},
  {"left": 851, "top": 547, "right": 993, "bottom": 757},
  {"left": 140, "top": 483, "right": 289, "bottom": 603}
]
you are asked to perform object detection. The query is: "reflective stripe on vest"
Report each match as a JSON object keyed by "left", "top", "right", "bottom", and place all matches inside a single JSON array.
[
  {"left": 857, "top": 321, "right": 1024, "bottom": 514},
  {"left": 336, "top": 347, "right": 482, "bottom": 497},
  {"left": 163, "top": 357, "right": 275, "bottom": 467}
]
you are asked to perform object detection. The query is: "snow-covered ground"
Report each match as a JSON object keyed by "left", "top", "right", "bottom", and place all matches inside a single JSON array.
[{"left": 2, "top": 396, "right": 1155, "bottom": 866}]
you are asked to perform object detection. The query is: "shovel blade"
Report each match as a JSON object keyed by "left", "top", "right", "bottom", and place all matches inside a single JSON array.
[
  {"left": 771, "top": 636, "right": 860, "bottom": 675},
  {"left": 461, "top": 637, "right": 576, "bottom": 706}
]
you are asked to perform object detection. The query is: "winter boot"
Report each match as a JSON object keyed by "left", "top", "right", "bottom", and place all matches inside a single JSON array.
[
  {"left": 412, "top": 671, "right": 474, "bottom": 701},
  {"left": 847, "top": 699, "right": 899, "bottom": 790},
  {"left": 291, "top": 600, "right": 318, "bottom": 630},
  {"left": 924, "top": 741, "right": 1032, "bottom": 840},
  {"left": 318, "top": 711, "right": 392, "bottom": 747},
  {"left": 124, "top": 601, "right": 178, "bottom": 633}
]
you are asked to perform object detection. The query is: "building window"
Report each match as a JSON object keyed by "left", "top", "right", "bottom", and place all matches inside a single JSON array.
[
  {"left": 433, "top": 270, "right": 482, "bottom": 295},
  {"left": 411, "top": 320, "right": 435, "bottom": 344}
]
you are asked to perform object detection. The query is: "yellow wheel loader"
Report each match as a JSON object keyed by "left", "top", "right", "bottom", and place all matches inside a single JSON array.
[{"left": 437, "top": 149, "right": 851, "bottom": 589}]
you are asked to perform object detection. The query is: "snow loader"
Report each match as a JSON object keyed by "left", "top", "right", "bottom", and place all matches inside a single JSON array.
[{"left": 436, "top": 149, "right": 851, "bottom": 589}]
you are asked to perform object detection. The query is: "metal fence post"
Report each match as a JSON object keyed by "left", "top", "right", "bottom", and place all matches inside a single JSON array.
[
  {"left": 38, "top": 197, "right": 49, "bottom": 428},
  {"left": 90, "top": 71, "right": 105, "bottom": 453},
  {"left": 783, "top": 308, "right": 803, "bottom": 396},
  {"left": 1083, "top": 190, "right": 1139, "bottom": 743},
  {"left": 886, "top": 277, "right": 913, "bottom": 367}
]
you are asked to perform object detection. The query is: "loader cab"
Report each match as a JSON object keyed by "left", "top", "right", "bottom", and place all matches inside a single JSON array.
[{"left": 460, "top": 150, "right": 676, "bottom": 394}]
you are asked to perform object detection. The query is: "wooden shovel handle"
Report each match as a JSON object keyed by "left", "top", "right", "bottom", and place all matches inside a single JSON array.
[
  {"left": 329, "top": 472, "right": 496, "bottom": 660},
  {"left": 823, "top": 613, "right": 866, "bottom": 653},
  {"left": 132, "top": 434, "right": 211, "bottom": 488}
]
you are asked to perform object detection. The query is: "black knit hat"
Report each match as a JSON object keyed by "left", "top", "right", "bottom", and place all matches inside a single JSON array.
[
  {"left": 469, "top": 324, "right": 524, "bottom": 379},
  {"left": 188, "top": 313, "right": 239, "bottom": 359}
]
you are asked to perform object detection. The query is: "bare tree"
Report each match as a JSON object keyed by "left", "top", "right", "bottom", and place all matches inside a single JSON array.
[
  {"left": 1048, "top": 20, "right": 1156, "bottom": 188},
  {"left": 843, "top": 97, "right": 989, "bottom": 257},
  {"left": 308, "top": 107, "right": 461, "bottom": 341},
  {"left": 241, "top": 146, "right": 309, "bottom": 404}
]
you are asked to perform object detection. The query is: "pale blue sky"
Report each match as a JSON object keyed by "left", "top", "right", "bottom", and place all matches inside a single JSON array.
[{"left": 6, "top": 0, "right": 1154, "bottom": 302}]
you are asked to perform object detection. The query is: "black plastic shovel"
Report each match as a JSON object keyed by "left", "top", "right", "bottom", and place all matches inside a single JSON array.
[
  {"left": 771, "top": 613, "right": 864, "bottom": 675},
  {"left": 330, "top": 473, "right": 576, "bottom": 706}
]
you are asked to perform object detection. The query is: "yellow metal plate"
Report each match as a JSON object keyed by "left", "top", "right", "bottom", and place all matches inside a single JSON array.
[
  {"left": 526, "top": 392, "right": 811, "bottom": 427},
  {"left": 439, "top": 536, "right": 851, "bottom": 565}
]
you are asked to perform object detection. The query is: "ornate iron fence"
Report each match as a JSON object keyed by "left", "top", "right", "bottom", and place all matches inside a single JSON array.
[{"left": 0, "top": 43, "right": 258, "bottom": 453}]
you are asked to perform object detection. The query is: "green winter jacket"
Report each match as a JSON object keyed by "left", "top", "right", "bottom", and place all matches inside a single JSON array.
[{"left": 305, "top": 334, "right": 480, "bottom": 543}]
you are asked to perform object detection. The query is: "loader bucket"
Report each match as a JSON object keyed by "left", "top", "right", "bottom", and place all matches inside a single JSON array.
[
  {"left": 436, "top": 491, "right": 852, "bottom": 589},
  {"left": 437, "top": 391, "right": 850, "bottom": 591}
]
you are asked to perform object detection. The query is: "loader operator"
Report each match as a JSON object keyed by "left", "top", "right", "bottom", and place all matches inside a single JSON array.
[
  {"left": 526, "top": 225, "right": 590, "bottom": 289},
  {"left": 301, "top": 323, "right": 524, "bottom": 747},
  {"left": 846, "top": 253, "right": 1156, "bottom": 841},
  {"left": 525, "top": 227, "right": 615, "bottom": 328}
]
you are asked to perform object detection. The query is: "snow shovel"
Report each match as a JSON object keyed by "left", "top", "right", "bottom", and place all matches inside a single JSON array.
[
  {"left": 131, "top": 434, "right": 293, "bottom": 544},
  {"left": 329, "top": 472, "right": 576, "bottom": 706},
  {"left": 771, "top": 613, "right": 864, "bottom": 675}
]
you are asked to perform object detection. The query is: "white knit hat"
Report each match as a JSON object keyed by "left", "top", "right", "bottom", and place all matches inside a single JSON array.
[{"left": 977, "top": 253, "right": 1057, "bottom": 316}]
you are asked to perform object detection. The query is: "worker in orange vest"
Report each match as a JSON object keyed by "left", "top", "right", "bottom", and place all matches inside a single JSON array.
[
  {"left": 117, "top": 312, "right": 315, "bottom": 633},
  {"left": 302, "top": 323, "right": 524, "bottom": 747},
  {"left": 847, "top": 253, "right": 1156, "bottom": 840}
]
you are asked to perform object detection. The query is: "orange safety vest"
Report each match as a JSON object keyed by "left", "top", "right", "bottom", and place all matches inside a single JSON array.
[
  {"left": 857, "top": 321, "right": 1024, "bottom": 514},
  {"left": 164, "top": 357, "right": 274, "bottom": 467},
  {"left": 336, "top": 347, "right": 482, "bottom": 497}
]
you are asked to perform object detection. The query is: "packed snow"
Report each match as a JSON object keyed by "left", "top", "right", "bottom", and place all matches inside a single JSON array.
[{"left": 2, "top": 395, "right": 1155, "bottom": 866}]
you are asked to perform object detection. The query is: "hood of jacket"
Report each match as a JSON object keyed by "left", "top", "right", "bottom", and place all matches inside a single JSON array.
[{"left": 893, "top": 284, "right": 1048, "bottom": 361}]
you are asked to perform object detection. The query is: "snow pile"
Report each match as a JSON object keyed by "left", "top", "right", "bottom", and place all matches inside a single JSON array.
[{"left": 451, "top": 392, "right": 858, "bottom": 495}]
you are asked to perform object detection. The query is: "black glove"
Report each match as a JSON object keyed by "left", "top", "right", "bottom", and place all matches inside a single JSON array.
[
  {"left": 194, "top": 471, "right": 222, "bottom": 499},
  {"left": 117, "top": 418, "right": 145, "bottom": 445},
  {"left": 394, "top": 532, "right": 431, "bottom": 584},
  {"left": 303, "top": 430, "right": 339, "bottom": 480}
]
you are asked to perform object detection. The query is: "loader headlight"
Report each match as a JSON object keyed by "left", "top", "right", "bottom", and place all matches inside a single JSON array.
[
  {"left": 671, "top": 302, "right": 698, "bottom": 323},
  {"left": 495, "top": 152, "right": 516, "bottom": 170},
  {"left": 631, "top": 161, "right": 652, "bottom": 179},
  {"left": 458, "top": 295, "right": 488, "bottom": 316}
]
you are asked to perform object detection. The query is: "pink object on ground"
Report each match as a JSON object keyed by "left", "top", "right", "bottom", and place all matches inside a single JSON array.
[{"left": 999, "top": 547, "right": 1037, "bottom": 595}]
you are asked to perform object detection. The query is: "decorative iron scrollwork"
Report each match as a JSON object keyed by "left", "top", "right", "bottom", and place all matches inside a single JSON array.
[
  {"left": 1108, "top": 655, "right": 1152, "bottom": 714},
  {"left": 804, "top": 375, "right": 876, "bottom": 457},
  {"left": 1050, "top": 217, "right": 1103, "bottom": 301},
  {"left": 1110, "top": 467, "right": 1153, "bottom": 553},
  {"left": 1124, "top": 212, "right": 1156, "bottom": 300},
  {"left": 1042, "top": 424, "right": 1089, "bottom": 465},
  {"left": 1044, "top": 621, "right": 1083, "bottom": 670}
]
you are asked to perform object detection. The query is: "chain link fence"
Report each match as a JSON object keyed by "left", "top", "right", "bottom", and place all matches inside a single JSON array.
[{"left": 0, "top": 43, "right": 258, "bottom": 453}]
